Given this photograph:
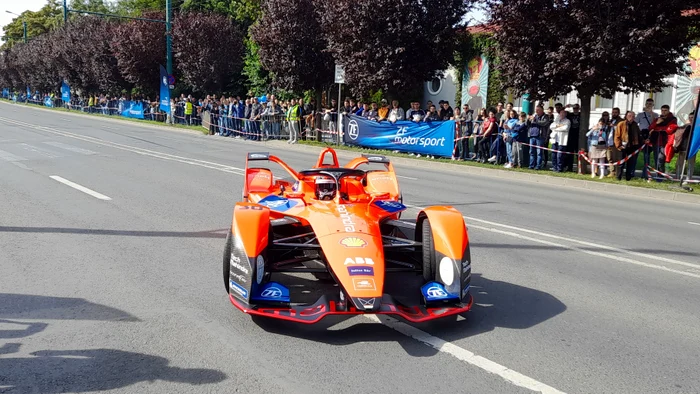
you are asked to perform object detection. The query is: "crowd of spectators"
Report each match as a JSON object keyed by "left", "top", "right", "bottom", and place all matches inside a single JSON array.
[{"left": 9, "top": 89, "right": 695, "bottom": 181}]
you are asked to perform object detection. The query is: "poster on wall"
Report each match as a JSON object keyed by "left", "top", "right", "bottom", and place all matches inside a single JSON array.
[
  {"left": 674, "top": 44, "right": 700, "bottom": 125},
  {"left": 461, "top": 55, "right": 489, "bottom": 111}
]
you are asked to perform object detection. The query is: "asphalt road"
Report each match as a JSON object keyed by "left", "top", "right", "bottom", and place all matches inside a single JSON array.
[{"left": 1, "top": 101, "right": 699, "bottom": 394}]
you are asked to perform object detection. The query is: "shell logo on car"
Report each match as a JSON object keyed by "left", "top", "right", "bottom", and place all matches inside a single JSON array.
[{"left": 339, "top": 237, "right": 366, "bottom": 248}]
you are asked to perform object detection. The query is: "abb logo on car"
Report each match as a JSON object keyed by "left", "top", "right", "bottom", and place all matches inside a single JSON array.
[{"left": 344, "top": 257, "right": 374, "bottom": 265}]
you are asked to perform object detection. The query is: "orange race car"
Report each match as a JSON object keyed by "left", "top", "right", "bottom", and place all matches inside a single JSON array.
[{"left": 223, "top": 148, "right": 472, "bottom": 323}]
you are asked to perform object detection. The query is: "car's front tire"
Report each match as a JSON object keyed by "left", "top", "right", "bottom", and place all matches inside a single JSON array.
[
  {"left": 421, "top": 218, "right": 436, "bottom": 283},
  {"left": 223, "top": 230, "right": 232, "bottom": 292}
]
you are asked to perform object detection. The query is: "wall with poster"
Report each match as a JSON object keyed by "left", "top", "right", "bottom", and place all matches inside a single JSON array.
[{"left": 461, "top": 55, "right": 489, "bottom": 111}]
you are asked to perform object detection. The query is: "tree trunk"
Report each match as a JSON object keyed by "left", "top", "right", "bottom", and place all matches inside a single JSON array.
[{"left": 578, "top": 94, "right": 592, "bottom": 174}]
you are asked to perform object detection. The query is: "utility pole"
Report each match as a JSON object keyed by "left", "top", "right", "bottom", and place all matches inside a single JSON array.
[
  {"left": 5, "top": 10, "right": 26, "bottom": 43},
  {"left": 165, "top": 0, "right": 172, "bottom": 78},
  {"left": 63, "top": 0, "right": 67, "bottom": 23}
]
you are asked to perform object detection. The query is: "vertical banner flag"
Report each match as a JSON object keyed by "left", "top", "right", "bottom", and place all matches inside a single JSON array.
[
  {"left": 343, "top": 114, "right": 455, "bottom": 157},
  {"left": 26, "top": 86, "right": 31, "bottom": 100},
  {"left": 1, "top": 88, "right": 8, "bottom": 98},
  {"left": 461, "top": 55, "right": 489, "bottom": 110},
  {"left": 687, "top": 91, "right": 700, "bottom": 159},
  {"left": 159, "top": 65, "right": 170, "bottom": 113},
  {"left": 61, "top": 81, "right": 71, "bottom": 103}
]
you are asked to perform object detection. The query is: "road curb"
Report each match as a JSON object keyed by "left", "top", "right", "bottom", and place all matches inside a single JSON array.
[{"left": 261, "top": 140, "right": 700, "bottom": 205}]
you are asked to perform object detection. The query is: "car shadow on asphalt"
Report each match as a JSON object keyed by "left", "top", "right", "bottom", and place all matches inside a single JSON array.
[
  {"left": 250, "top": 273, "right": 566, "bottom": 357},
  {"left": 0, "top": 293, "right": 140, "bottom": 322},
  {"left": 0, "top": 294, "right": 228, "bottom": 392},
  {"left": 0, "top": 348, "right": 228, "bottom": 393},
  {"left": 0, "top": 226, "right": 228, "bottom": 239}
]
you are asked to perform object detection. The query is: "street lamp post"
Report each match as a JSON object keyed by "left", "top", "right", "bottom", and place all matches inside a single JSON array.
[{"left": 5, "top": 10, "right": 27, "bottom": 43}]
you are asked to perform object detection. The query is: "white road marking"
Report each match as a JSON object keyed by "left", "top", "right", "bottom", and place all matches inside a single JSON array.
[
  {"left": 365, "top": 315, "right": 565, "bottom": 394},
  {"left": 0, "top": 117, "right": 246, "bottom": 175},
  {"left": 43, "top": 141, "right": 97, "bottom": 155},
  {"left": 396, "top": 175, "right": 418, "bottom": 180},
  {"left": 688, "top": 222, "right": 700, "bottom": 226},
  {"left": 20, "top": 143, "right": 64, "bottom": 158},
  {"left": 0, "top": 148, "right": 26, "bottom": 162},
  {"left": 405, "top": 204, "right": 700, "bottom": 279},
  {"left": 49, "top": 175, "right": 112, "bottom": 201}
]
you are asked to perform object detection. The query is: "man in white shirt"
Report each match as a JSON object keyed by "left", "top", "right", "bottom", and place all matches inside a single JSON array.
[
  {"left": 635, "top": 98, "right": 659, "bottom": 179},
  {"left": 549, "top": 109, "right": 571, "bottom": 172}
]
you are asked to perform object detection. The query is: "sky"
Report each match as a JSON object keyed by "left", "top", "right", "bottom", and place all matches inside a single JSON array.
[{"left": 0, "top": 0, "right": 48, "bottom": 38}]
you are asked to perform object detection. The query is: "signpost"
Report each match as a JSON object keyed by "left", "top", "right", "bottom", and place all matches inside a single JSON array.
[{"left": 334, "top": 64, "right": 345, "bottom": 145}]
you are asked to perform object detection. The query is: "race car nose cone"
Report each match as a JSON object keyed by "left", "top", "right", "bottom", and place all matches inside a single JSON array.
[{"left": 352, "top": 297, "right": 381, "bottom": 312}]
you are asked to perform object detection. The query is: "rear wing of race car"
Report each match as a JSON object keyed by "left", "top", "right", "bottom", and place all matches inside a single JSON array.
[
  {"left": 247, "top": 152, "right": 270, "bottom": 161},
  {"left": 362, "top": 154, "right": 390, "bottom": 164}
]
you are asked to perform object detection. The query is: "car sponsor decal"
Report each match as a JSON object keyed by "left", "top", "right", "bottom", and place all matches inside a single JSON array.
[
  {"left": 258, "top": 195, "right": 298, "bottom": 212},
  {"left": 344, "top": 257, "right": 374, "bottom": 265},
  {"left": 420, "top": 281, "right": 458, "bottom": 301},
  {"left": 347, "top": 266, "right": 374, "bottom": 276},
  {"left": 230, "top": 253, "right": 250, "bottom": 275},
  {"left": 372, "top": 200, "right": 406, "bottom": 213},
  {"left": 357, "top": 297, "right": 375, "bottom": 309},
  {"left": 230, "top": 271, "right": 247, "bottom": 283},
  {"left": 337, "top": 204, "right": 356, "bottom": 232},
  {"left": 229, "top": 280, "right": 248, "bottom": 298},
  {"left": 253, "top": 282, "right": 290, "bottom": 302},
  {"left": 352, "top": 278, "right": 376, "bottom": 291},
  {"left": 462, "top": 260, "right": 471, "bottom": 274},
  {"left": 339, "top": 237, "right": 366, "bottom": 248}
]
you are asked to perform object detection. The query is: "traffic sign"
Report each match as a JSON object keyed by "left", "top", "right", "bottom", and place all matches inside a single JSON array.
[{"left": 334, "top": 64, "right": 345, "bottom": 84}]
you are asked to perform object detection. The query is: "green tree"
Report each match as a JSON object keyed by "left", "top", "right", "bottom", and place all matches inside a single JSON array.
[
  {"left": 241, "top": 38, "right": 270, "bottom": 96},
  {"left": 180, "top": 0, "right": 260, "bottom": 26}
]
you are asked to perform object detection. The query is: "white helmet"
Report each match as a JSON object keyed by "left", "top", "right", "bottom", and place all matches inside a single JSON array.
[{"left": 315, "top": 177, "right": 336, "bottom": 200}]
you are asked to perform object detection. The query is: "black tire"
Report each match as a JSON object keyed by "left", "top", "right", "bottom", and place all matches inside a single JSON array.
[
  {"left": 223, "top": 230, "right": 232, "bottom": 292},
  {"left": 422, "top": 218, "right": 436, "bottom": 283}
]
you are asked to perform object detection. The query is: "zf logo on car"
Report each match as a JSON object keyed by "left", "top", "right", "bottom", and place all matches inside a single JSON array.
[
  {"left": 426, "top": 286, "right": 448, "bottom": 298},
  {"left": 261, "top": 287, "right": 282, "bottom": 298}
]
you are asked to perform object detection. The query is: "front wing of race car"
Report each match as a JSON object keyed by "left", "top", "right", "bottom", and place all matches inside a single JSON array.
[{"left": 228, "top": 290, "right": 473, "bottom": 324}]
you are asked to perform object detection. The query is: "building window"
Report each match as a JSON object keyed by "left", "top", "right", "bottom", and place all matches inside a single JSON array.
[{"left": 427, "top": 77, "right": 443, "bottom": 95}]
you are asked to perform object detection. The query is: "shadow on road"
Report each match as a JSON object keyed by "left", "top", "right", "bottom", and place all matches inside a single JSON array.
[
  {"left": 0, "top": 293, "right": 139, "bottom": 322},
  {"left": 0, "top": 349, "right": 227, "bottom": 393},
  {"left": 0, "top": 226, "right": 228, "bottom": 239},
  {"left": 249, "top": 273, "right": 566, "bottom": 357}
]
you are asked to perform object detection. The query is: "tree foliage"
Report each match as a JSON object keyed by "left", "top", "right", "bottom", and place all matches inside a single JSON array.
[
  {"left": 111, "top": 12, "right": 166, "bottom": 94},
  {"left": 172, "top": 12, "right": 245, "bottom": 94},
  {"left": 241, "top": 37, "right": 271, "bottom": 96},
  {"left": 181, "top": 0, "right": 260, "bottom": 26},
  {"left": 317, "top": 0, "right": 469, "bottom": 97},
  {"left": 251, "top": 0, "right": 332, "bottom": 94}
]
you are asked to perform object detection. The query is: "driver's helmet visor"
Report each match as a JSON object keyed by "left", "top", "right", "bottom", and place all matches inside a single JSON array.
[{"left": 315, "top": 177, "right": 337, "bottom": 200}]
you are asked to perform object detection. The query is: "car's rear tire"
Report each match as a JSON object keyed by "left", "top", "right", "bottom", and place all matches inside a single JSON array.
[
  {"left": 422, "top": 218, "right": 436, "bottom": 283},
  {"left": 223, "top": 230, "right": 232, "bottom": 292}
]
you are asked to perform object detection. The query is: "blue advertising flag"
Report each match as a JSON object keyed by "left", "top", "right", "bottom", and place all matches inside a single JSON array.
[
  {"left": 159, "top": 65, "right": 170, "bottom": 113},
  {"left": 121, "top": 101, "right": 145, "bottom": 119},
  {"left": 61, "top": 81, "right": 71, "bottom": 103},
  {"left": 687, "top": 93, "right": 700, "bottom": 159},
  {"left": 343, "top": 115, "right": 455, "bottom": 157},
  {"left": 44, "top": 96, "right": 53, "bottom": 107},
  {"left": 26, "top": 86, "right": 31, "bottom": 99},
  {"left": 1, "top": 88, "right": 8, "bottom": 98}
]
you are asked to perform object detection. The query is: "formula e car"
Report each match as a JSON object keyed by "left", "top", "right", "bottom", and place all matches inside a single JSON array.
[{"left": 223, "top": 148, "right": 472, "bottom": 323}]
